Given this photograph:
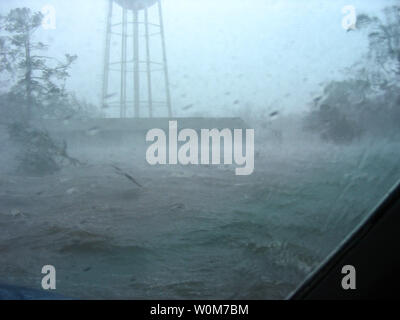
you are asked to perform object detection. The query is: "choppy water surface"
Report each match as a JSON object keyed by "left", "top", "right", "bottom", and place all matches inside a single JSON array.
[{"left": 1, "top": 128, "right": 399, "bottom": 300}]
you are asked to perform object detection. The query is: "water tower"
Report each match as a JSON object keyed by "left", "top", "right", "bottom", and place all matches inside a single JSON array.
[{"left": 102, "top": 0, "right": 172, "bottom": 118}]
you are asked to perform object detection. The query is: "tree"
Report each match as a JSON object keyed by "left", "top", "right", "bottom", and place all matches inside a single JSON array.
[
  {"left": 303, "top": 6, "right": 400, "bottom": 142},
  {"left": 356, "top": 6, "right": 400, "bottom": 86},
  {"left": 0, "top": 8, "right": 82, "bottom": 176},
  {"left": 0, "top": 8, "right": 77, "bottom": 121},
  {"left": 0, "top": 21, "right": 13, "bottom": 92}
]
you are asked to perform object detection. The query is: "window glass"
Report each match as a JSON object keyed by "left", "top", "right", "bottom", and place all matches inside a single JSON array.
[{"left": 0, "top": 0, "right": 399, "bottom": 299}]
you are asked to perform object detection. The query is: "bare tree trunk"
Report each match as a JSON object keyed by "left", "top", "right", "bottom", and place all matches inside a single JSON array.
[{"left": 25, "top": 31, "right": 32, "bottom": 121}]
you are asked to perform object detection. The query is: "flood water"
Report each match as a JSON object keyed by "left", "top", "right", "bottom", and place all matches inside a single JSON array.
[{"left": 1, "top": 121, "right": 399, "bottom": 299}]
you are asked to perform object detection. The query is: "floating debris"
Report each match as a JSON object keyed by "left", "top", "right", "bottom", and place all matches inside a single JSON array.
[
  {"left": 104, "top": 92, "right": 117, "bottom": 99},
  {"left": 87, "top": 127, "right": 100, "bottom": 136},
  {"left": 313, "top": 96, "right": 323, "bottom": 104},
  {"left": 63, "top": 114, "right": 74, "bottom": 121},
  {"left": 112, "top": 165, "right": 143, "bottom": 188},
  {"left": 182, "top": 104, "right": 194, "bottom": 111},
  {"left": 10, "top": 209, "right": 22, "bottom": 217},
  {"left": 169, "top": 203, "right": 185, "bottom": 211},
  {"left": 66, "top": 188, "right": 78, "bottom": 195}
]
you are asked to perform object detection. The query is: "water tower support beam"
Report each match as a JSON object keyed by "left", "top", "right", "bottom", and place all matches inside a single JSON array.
[
  {"left": 102, "top": 0, "right": 113, "bottom": 108},
  {"left": 158, "top": 0, "right": 172, "bottom": 117},
  {"left": 102, "top": 0, "right": 172, "bottom": 118},
  {"left": 133, "top": 10, "right": 140, "bottom": 118},
  {"left": 120, "top": 7, "right": 128, "bottom": 118},
  {"left": 144, "top": 8, "right": 153, "bottom": 118}
]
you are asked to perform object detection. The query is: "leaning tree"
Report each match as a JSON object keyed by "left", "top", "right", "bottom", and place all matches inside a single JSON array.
[
  {"left": 303, "top": 6, "right": 400, "bottom": 143},
  {"left": 0, "top": 8, "right": 81, "bottom": 175},
  {"left": 356, "top": 6, "right": 400, "bottom": 87},
  {"left": 0, "top": 7, "right": 77, "bottom": 121}
]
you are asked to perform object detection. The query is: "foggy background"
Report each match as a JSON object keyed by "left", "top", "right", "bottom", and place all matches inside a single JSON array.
[{"left": 0, "top": 0, "right": 396, "bottom": 117}]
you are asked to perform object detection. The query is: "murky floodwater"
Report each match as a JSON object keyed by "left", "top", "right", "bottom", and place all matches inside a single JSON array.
[{"left": 1, "top": 126, "right": 399, "bottom": 299}]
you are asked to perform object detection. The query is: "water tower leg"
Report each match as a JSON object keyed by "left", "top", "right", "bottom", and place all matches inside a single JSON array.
[
  {"left": 158, "top": 0, "right": 172, "bottom": 117},
  {"left": 144, "top": 8, "right": 153, "bottom": 118},
  {"left": 120, "top": 7, "right": 128, "bottom": 118},
  {"left": 133, "top": 10, "right": 140, "bottom": 118},
  {"left": 102, "top": 0, "right": 113, "bottom": 109}
]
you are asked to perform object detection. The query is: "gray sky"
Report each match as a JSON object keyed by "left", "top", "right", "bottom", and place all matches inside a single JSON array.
[{"left": 0, "top": 0, "right": 397, "bottom": 117}]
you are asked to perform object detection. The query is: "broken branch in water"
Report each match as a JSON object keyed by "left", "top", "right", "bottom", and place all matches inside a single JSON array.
[{"left": 111, "top": 165, "right": 143, "bottom": 188}]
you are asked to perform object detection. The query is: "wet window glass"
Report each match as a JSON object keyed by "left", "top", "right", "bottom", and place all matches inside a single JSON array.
[{"left": 0, "top": 0, "right": 399, "bottom": 299}]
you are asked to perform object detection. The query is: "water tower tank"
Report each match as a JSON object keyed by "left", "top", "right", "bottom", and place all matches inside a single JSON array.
[{"left": 114, "top": 0, "right": 158, "bottom": 11}]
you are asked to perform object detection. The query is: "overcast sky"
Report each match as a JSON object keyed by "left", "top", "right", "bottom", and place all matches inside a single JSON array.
[{"left": 0, "top": 0, "right": 397, "bottom": 117}]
